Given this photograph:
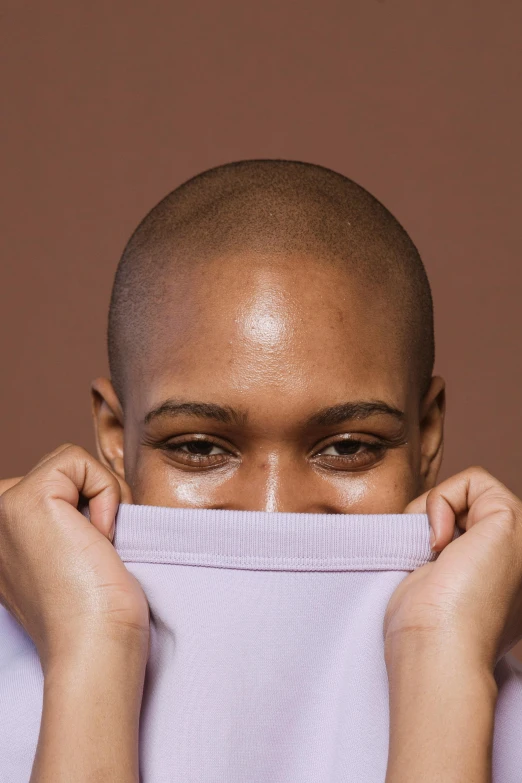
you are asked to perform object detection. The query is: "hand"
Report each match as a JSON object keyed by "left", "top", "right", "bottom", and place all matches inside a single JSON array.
[
  {"left": 384, "top": 466, "right": 522, "bottom": 671},
  {"left": 0, "top": 443, "right": 149, "bottom": 672}
]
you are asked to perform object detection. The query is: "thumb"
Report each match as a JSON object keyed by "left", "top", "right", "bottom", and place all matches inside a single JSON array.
[{"left": 404, "top": 488, "right": 454, "bottom": 552}]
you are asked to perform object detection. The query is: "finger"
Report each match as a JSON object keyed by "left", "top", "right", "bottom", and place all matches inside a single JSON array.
[
  {"left": 422, "top": 467, "right": 508, "bottom": 553},
  {"left": 25, "top": 443, "right": 79, "bottom": 478},
  {"left": 91, "top": 466, "right": 133, "bottom": 507},
  {"left": 404, "top": 489, "right": 440, "bottom": 550},
  {"left": 407, "top": 483, "right": 461, "bottom": 553},
  {"left": 404, "top": 468, "right": 474, "bottom": 552},
  {"left": 425, "top": 491, "right": 457, "bottom": 552},
  {"left": 404, "top": 489, "right": 430, "bottom": 514},
  {"left": 32, "top": 446, "right": 121, "bottom": 539},
  {"left": 49, "top": 444, "right": 133, "bottom": 504}
]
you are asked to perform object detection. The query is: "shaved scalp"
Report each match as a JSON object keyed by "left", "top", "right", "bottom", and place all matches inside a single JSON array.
[{"left": 108, "top": 159, "right": 434, "bottom": 405}]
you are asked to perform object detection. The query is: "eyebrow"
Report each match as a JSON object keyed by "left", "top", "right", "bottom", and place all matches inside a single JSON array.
[
  {"left": 143, "top": 398, "right": 404, "bottom": 427},
  {"left": 143, "top": 400, "right": 248, "bottom": 426},
  {"left": 306, "top": 401, "right": 405, "bottom": 427}
]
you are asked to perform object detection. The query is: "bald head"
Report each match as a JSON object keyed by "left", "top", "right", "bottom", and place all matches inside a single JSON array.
[{"left": 108, "top": 160, "right": 434, "bottom": 405}]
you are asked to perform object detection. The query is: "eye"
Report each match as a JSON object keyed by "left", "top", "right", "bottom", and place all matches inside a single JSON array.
[
  {"left": 313, "top": 437, "right": 387, "bottom": 470},
  {"left": 162, "top": 437, "right": 233, "bottom": 468},
  {"left": 180, "top": 441, "right": 227, "bottom": 456},
  {"left": 321, "top": 441, "right": 367, "bottom": 456}
]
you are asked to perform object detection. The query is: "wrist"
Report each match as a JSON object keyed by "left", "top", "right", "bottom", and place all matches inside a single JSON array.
[
  {"left": 42, "top": 620, "right": 150, "bottom": 679},
  {"left": 384, "top": 631, "right": 498, "bottom": 783},
  {"left": 385, "top": 630, "right": 498, "bottom": 700},
  {"left": 33, "top": 630, "right": 147, "bottom": 783},
  {"left": 385, "top": 626, "right": 495, "bottom": 679}
]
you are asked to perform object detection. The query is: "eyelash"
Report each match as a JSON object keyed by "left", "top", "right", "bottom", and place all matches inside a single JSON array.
[{"left": 160, "top": 435, "right": 390, "bottom": 471}]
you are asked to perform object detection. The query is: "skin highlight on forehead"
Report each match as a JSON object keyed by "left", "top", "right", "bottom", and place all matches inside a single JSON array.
[{"left": 126, "top": 253, "right": 412, "bottom": 428}]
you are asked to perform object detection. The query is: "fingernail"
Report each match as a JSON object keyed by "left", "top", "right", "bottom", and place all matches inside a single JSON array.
[
  {"left": 429, "top": 526, "right": 436, "bottom": 550},
  {"left": 109, "top": 519, "right": 116, "bottom": 540}
]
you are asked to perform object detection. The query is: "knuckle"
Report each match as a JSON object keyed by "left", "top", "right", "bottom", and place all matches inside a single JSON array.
[
  {"left": 502, "top": 501, "right": 520, "bottom": 530},
  {"left": 61, "top": 443, "right": 81, "bottom": 454},
  {"left": 467, "top": 464, "right": 490, "bottom": 476},
  {"left": 51, "top": 442, "right": 76, "bottom": 456},
  {"left": 59, "top": 444, "right": 90, "bottom": 462},
  {"left": 36, "top": 442, "right": 77, "bottom": 465},
  {"left": 31, "top": 444, "right": 87, "bottom": 481},
  {"left": 489, "top": 501, "right": 520, "bottom": 537}
]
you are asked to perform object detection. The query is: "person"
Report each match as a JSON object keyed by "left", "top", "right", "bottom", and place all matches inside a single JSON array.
[{"left": 1, "top": 159, "right": 521, "bottom": 782}]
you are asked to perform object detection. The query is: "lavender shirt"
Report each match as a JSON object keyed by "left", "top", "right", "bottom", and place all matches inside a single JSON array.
[{"left": 1, "top": 505, "right": 521, "bottom": 781}]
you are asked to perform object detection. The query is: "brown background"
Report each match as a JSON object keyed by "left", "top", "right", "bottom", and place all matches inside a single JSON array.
[{"left": 1, "top": 1, "right": 521, "bottom": 495}]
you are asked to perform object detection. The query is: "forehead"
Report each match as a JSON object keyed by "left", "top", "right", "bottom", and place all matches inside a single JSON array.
[{"left": 132, "top": 253, "right": 412, "bottom": 414}]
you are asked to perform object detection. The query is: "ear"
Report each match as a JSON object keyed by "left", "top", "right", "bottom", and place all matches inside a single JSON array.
[
  {"left": 418, "top": 375, "right": 445, "bottom": 492},
  {"left": 90, "top": 377, "right": 132, "bottom": 503}
]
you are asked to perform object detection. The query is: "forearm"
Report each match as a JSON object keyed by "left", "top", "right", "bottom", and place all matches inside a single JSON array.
[
  {"left": 385, "top": 634, "right": 498, "bottom": 783},
  {"left": 30, "top": 629, "right": 149, "bottom": 783}
]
